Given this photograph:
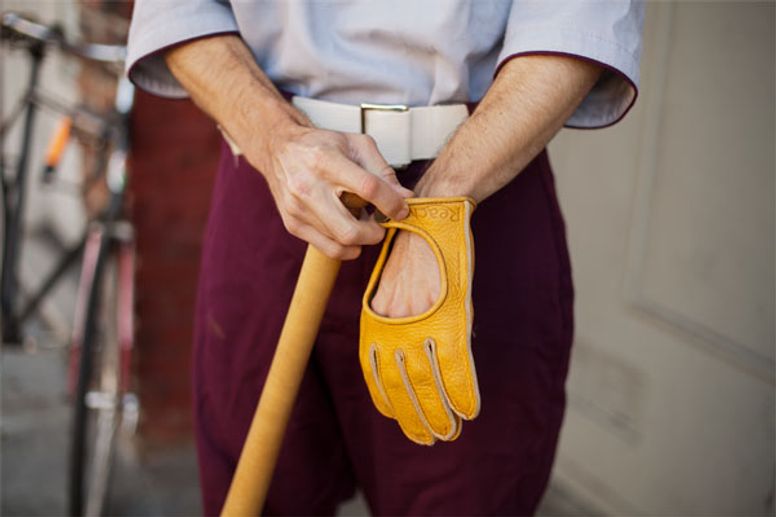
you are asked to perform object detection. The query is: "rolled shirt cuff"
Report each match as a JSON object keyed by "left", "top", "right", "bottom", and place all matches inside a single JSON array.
[
  {"left": 496, "top": 28, "right": 641, "bottom": 129},
  {"left": 125, "top": 1, "right": 239, "bottom": 98}
]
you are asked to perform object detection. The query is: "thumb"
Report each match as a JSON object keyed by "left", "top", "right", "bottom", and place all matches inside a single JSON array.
[
  {"left": 378, "top": 166, "right": 415, "bottom": 199},
  {"left": 351, "top": 134, "right": 414, "bottom": 198}
]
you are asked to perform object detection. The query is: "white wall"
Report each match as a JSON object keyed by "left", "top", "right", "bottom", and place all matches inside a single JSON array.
[
  {"left": 2, "top": 1, "right": 85, "bottom": 245},
  {"left": 548, "top": 3, "right": 775, "bottom": 515},
  {"left": 3, "top": 2, "right": 773, "bottom": 514}
]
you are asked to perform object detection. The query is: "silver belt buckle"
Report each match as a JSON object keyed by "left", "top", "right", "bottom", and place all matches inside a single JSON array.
[
  {"left": 359, "top": 102, "right": 409, "bottom": 134},
  {"left": 359, "top": 103, "right": 410, "bottom": 168}
]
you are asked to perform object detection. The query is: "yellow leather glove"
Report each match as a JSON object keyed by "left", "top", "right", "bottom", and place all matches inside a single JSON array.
[{"left": 360, "top": 197, "right": 480, "bottom": 445}]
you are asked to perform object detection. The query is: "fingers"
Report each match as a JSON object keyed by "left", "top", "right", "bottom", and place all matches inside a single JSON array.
[
  {"left": 281, "top": 214, "right": 362, "bottom": 260},
  {"left": 380, "top": 349, "right": 436, "bottom": 445},
  {"left": 326, "top": 151, "right": 410, "bottom": 221},
  {"left": 360, "top": 343, "right": 395, "bottom": 418},
  {"left": 367, "top": 343, "right": 463, "bottom": 445},
  {"left": 281, "top": 174, "right": 385, "bottom": 258},
  {"left": 349, "top": 134, "right": 414, "bottom": 198},
  {"left": 436, "top": 338, "right": 481, "bottom": 420},
  {"left": 287, "top": 154, "right": 402, "bottom": 252},
  {"left": 317, "top": 190, "right": 386, "bottom": 247},
  {"left": 270, "top": 129, "right": 412, "bottom": 252},
  {"left": 403, "top": 342, "right": 460, "bottom": 440}
]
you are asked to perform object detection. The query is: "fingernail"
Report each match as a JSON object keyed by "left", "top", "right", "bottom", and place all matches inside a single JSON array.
[{"left": 397, "top": 205, "right": 410, "bottom": 220}]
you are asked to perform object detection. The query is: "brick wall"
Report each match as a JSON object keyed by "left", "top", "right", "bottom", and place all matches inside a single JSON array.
[
  {"left": 79, "top": 2, "right": 220, "bottom": 447},
  {"left": 129, "top": 93, "right": 219, "bottom": 445}
]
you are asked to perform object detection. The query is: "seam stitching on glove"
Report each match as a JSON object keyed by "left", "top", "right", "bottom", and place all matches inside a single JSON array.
[
  {"left": 395, "top": 349, "right": 436, "bottom": 446},
  {"left": 369, "top": 343, "right": 393, "bottom": 417},
  {"left": 424, "top": 338, "right": 459, "bottom": 441}
]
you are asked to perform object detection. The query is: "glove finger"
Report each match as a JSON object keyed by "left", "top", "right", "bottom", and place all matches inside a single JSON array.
[
  {"left": 436, "top": 336, "right": 481, "bottom": 420},
  {"left": 381, "top": 348, "right": 436, "bottom": 445},
  {"left": 360, "top": 343, "right": 395, "bottom": 419},
  {"left": 402, "top": 341, "right": 460, "bottom": 441}
]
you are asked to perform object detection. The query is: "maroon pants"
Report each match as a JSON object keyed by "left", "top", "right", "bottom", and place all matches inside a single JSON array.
[{"left": 192, "top": 142, "right": 574, "bottom": 516}]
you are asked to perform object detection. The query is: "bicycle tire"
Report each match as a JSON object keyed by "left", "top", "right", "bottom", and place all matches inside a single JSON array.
[{"left": 68, "top": 227, "right": 121, "bottom": 517}]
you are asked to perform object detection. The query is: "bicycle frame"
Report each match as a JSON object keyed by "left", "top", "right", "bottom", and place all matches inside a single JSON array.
[
  {"left": 0, "top": 12, "right": 126, "bottom": 345},
  {"left": 68, "top": 76, "right": 135, "bottom": 517},
  {"left": 1, "top": 35, "right": 45, "bottom": 343},
  {"left": 2, "top": 13, "right": 137, "bottom": 516}
]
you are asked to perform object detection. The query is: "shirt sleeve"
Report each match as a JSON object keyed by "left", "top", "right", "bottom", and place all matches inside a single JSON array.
[
  {"left": 125, "top": 0, "right": 239, "bottom": 98},
  {"left": 496, "top": 0, "right": 645, "bottom": 129}
]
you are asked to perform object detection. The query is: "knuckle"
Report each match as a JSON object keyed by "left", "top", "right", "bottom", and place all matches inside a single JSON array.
[
  {"left": 302, "top": 145, "right": 328, "bottom": 171},
  {"left": 370, "top": 296, "right": 386, "bottom": 315},
  {"left": 337, "top": 225, "right": 361, "bottom": 246},
  {"left": 343, "top": 246, "right": 362, "bottom": 261},
  {"left": 287, "top": 174, "right": 312, "bottom": 198},
  {"left": 282, "top": 216, "right": 301, "bottom": 235},
  {"left": 359, "top": 174, "right": 380, "bottom": 199},
  {"left": 321, "top": 152, "right": 345, "bottom": 178},
  {"left": 359, "top": 133, "right": 378, "bottom": 149},
  {"left": 367, "top": 225, "right": 386, "bottom": 244},
  {"left": 283, "top": 194, "right": 302, "bottom": 217},
  {"left": 311, "top": 144, "right": 329, "bottom": 164},
  {"left": 325, "top": 243, "right": 347, "bottom": 259},
  {"left": 328, "top": 130, "right": 348, "bottom": 147},
  {"left": 387, "top": 196, "right": 407, "bottom": 217}
]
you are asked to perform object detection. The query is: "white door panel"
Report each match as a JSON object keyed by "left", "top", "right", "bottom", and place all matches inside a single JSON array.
[{"left": 548, "top": 2, "right": 775, "bottom": 515}]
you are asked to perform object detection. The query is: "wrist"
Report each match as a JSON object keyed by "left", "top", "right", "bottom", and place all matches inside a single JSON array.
[
  {"left": 415, "top": 166, "right": 477, "bottom": 200},
  {"left": 224, "top": 92, "right": 308, "bottom": 169}
]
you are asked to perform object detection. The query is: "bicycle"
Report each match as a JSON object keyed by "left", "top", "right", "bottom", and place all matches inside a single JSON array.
[{"left": 1, "top": 12, "right": 138, "bottom": 516}]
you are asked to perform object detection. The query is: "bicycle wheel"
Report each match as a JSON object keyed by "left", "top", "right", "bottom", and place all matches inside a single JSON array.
[{"left": 69, "top": 227, "right": 121, "bottom": 517}]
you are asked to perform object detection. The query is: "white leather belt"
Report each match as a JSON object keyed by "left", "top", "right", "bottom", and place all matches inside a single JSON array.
[
  {"left": 220, "top": 96, "right": 469, "bottom": 168},
  {"left": 291, "top": 96, "right": 469, "bottom": 167}
]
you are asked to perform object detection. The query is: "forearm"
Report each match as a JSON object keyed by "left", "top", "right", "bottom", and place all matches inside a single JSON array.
[
  {"left": 416, "top": 55, "right": 602, "bottom": 201},
  {"left": 164, "top": 34, "right": 309, "bottom": 171},
  {"left": 164, "top": 34, "right": 411, "bottom": 259}
]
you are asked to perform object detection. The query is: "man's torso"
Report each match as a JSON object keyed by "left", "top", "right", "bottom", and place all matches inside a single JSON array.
[{"left": 231, "top": 0, "right": 512, "bottom": 105}]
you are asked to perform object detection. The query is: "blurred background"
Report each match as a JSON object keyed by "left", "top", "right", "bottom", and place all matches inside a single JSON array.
[{"left": 1, "top": 1, "right": 773, "bottom": 516}]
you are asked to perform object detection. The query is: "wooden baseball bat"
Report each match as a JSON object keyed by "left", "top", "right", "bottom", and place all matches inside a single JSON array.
[{"left": 221, "top": 193, "right": 365, "bottom": 516}]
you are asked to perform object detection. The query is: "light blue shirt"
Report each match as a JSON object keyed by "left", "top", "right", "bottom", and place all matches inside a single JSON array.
[{"left": 127, "top": 0, "right": 644, "bottom": 128}]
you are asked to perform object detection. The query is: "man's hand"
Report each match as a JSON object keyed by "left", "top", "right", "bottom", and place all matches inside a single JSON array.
[
  {"left": 165, "top": 35, "right": 412, "bottom": 259},
  {"left": 360, "top": 197, "right": 479, "bottom": 444},
  {"left": 252, "top": 121, "right": 412, "bottom": 260},
  {"left": 370, "top": 231, "right": 440, "bottom": 317},
  {"left": 373, "top": 55, "right": 603, "bottom": 316}
]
